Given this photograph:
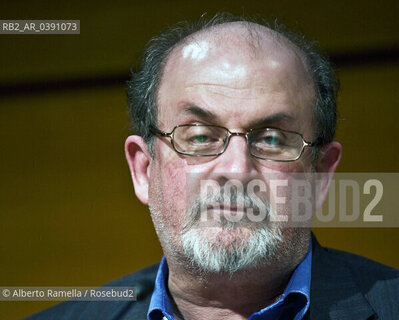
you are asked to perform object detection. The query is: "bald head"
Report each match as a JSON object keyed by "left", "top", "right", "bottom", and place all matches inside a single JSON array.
[
  {"left": 127, "top": 14, "right": 338, "bottom": 156},
  {"left": 165, "top": 22, "right": 314, "bottom": 90}
]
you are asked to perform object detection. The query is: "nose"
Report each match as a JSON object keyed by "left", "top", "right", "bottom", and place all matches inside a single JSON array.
[{"left": 214, "top": 133, "right": 257, "bottom": 176}]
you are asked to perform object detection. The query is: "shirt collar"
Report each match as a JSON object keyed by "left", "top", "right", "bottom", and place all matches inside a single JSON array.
[
  {"left": 148, "top": 241, "right": 312, "bottom": 320},
  {"left": 148, "top": 257, "right": 174, "bottom": 320},
  {"left": 248, "top": 240, "right": 312, "bottom": 320}
]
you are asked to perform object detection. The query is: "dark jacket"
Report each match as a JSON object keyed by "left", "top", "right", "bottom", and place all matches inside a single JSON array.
[{"left": 27, "top": 236, "right": 399, "bottom": 320}]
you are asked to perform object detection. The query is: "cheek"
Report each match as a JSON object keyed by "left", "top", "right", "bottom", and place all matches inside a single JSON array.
[
  {"left": 149, "top": 153, "right": 189, "bottom": 230},
  {"left": 164, "top": 164, "right": 188, "bottom": 217},
  {"left": 266, "top": 159, "right": 311, "bottom": 174}
]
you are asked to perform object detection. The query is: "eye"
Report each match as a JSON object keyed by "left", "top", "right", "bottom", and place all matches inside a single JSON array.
[
  {"left": 262, "top": 134, "right": 285, "bottom": 146},
  {"left": 191, "top": 134, "right": 210, "bottom": 143},
  {"left": 182, "top": 125, "right": 219, "bottom": 145},
  {"left": 250, "top": 129, "right": 289, "bottom": 150}
]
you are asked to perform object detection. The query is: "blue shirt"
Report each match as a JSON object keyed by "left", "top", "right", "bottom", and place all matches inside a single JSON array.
[{"left": 148, "top": 242, "right": 312, "bottom": 320}]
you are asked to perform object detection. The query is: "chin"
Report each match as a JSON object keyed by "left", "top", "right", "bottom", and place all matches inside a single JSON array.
[
  {"left": 199, "top": 225, "right": 256, "bottom": 247},
  {"left": 180, "top": 225, "right": 284, "bottom": 274}
]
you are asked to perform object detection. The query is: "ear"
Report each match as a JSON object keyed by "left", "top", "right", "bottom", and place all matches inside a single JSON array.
[
  {"left": 125, "top": 135, "right": 151, "bottom": 205},
  {"left": 314, "top": 141, "right": 342, "bottom": 209}
]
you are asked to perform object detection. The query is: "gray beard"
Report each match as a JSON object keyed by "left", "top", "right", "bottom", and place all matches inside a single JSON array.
[
  {"left": 181, "top": 225, "right": 283, "bottom": 274},
  {"left": 179, "top": 188, "right": 284, "bottom": 274},
  {"left": 150, "top": 178, "right": 312, "bottom": 276}
]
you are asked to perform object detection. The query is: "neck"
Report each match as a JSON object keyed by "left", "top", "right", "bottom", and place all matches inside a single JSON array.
[
  {"left": 165, "top": 239, "right": 309, "bottom": 320},
  {"left": 167, "top": 263, "right": 295, "bottom": 320}
]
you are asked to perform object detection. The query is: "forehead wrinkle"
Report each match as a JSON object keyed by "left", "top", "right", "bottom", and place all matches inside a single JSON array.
[
  {"left": 186, "top": 83, "right": 266, "bottom": 89},
  {"left": 186, "top": 83, "right": 271, "bottom": 101}
]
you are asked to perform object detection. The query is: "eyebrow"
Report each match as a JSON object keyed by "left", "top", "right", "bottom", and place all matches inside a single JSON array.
[
  {"left": 248, "top": 113, "right": 295, "bottom": 129},
  {"left": 182, "top": 104, "right": 294, "bottom": 129},
  {"left": 182, "top": 105, "right": 221, "bottom": 123}
]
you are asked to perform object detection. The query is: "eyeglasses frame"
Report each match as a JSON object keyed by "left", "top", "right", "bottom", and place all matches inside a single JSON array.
[{"left": 150, "top": 123, "right": 314, "bottom": 162}]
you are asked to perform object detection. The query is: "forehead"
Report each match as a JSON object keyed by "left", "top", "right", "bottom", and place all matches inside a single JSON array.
[{"left": 157, "top": 23, "right": 315, "bottom": 130}]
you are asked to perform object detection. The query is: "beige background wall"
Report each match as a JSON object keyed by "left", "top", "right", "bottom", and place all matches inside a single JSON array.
[{"left": 0, "top": 1, "right": 398, "bottom": 318}]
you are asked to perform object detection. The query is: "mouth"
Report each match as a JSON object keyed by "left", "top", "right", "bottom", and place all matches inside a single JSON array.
[
  {"left": 207, "top": 203, "right": 247, "bottom": 213},
  {"left": 211, "top": 202, "right": 262, "bottom": 212},
  {"left": 199, "top": 203, "right": 262, "bottom": 224},
  {"left": 182, "top": 198, "right": 270, "bottom": 234},
  {"left": 219, "top": 203, "right": 241, "bottom": 210}
]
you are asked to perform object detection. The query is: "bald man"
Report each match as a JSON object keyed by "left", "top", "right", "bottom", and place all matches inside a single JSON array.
[{"left": 29, "top": 13, "right": 399, "bottom": 320}]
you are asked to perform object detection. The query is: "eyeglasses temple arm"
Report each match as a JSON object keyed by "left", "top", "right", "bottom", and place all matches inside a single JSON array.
[
  {"left": 149, "top": 125, "right": 171, "bottom": 137},
  {"left": 305, "top": 141, "right": 314, "bottom": 147}
]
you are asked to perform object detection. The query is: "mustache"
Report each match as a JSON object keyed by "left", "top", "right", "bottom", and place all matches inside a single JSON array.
[{"left": 182, "top": 187, "right": 270, "bottom": 232}]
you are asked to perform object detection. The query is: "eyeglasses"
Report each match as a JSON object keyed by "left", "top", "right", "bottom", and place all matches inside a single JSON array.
[{"left": 150, "top": 124, "right": 314, "bottom": 162}]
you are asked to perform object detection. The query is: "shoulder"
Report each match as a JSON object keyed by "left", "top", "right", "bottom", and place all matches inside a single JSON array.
[
  {"left": 311, "top": 236, "right": 399, "bottom": 319},
  {"left": 315, "top": 242, "right": 399, "bottom": 284},
  {"left": 26, "top": 264, "right": 159, "bottom": 320}
]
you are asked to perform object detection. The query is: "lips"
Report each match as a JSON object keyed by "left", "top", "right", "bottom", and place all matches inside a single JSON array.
[
  {"left": 207, "top": 203, "right": 253, "bottom": 212},
  {"left": 200, "top": 203, "right": 253, "bottom": 223}
]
